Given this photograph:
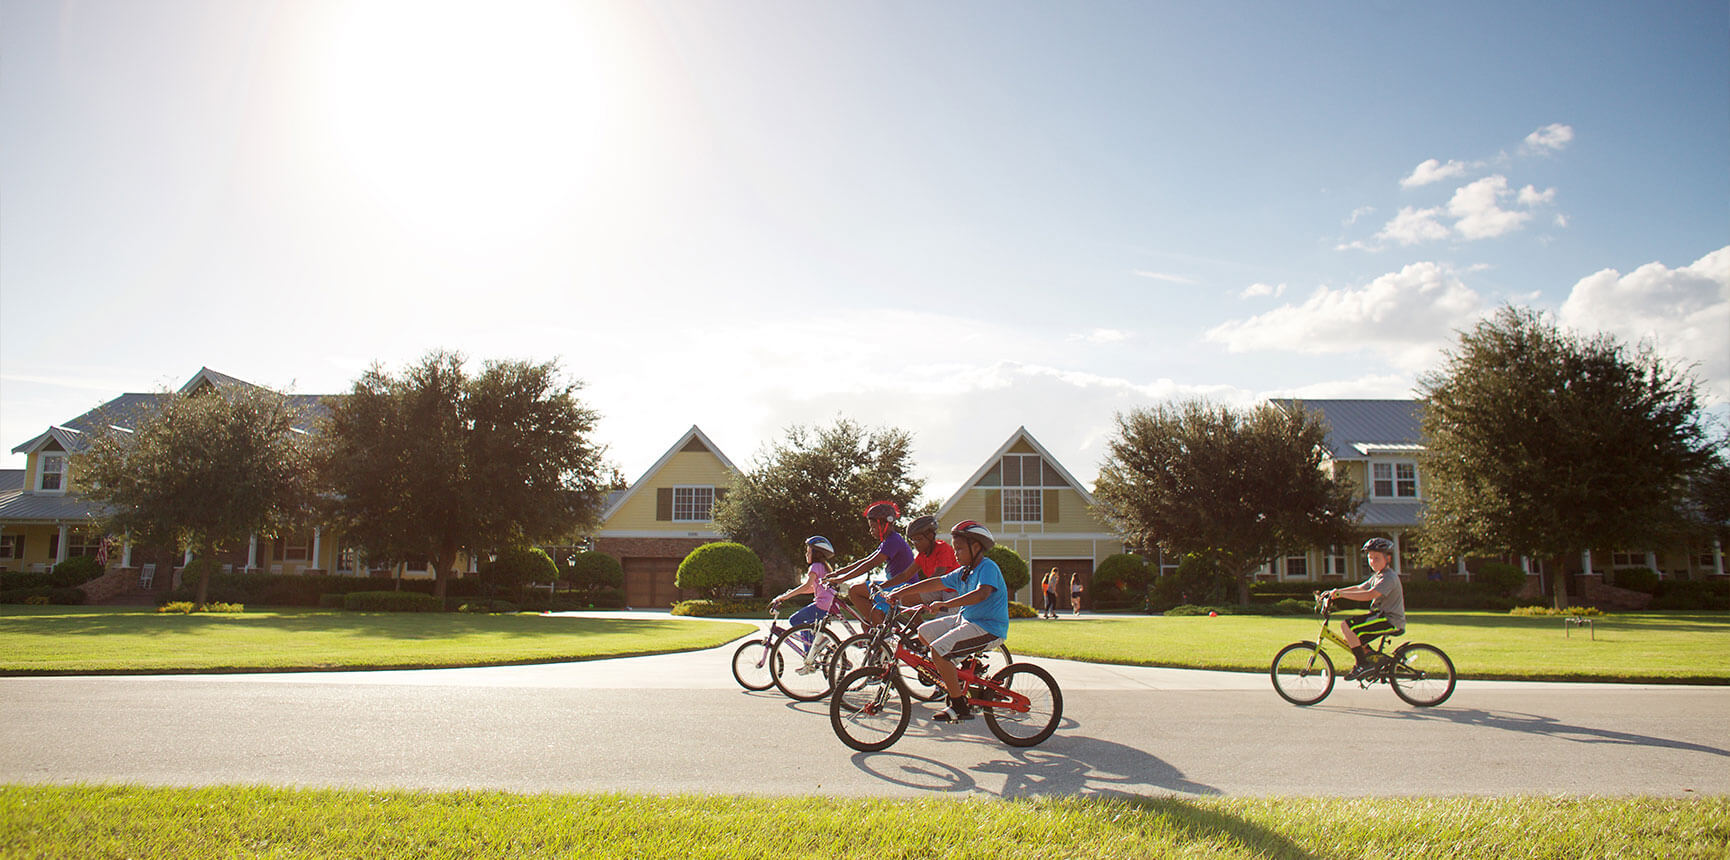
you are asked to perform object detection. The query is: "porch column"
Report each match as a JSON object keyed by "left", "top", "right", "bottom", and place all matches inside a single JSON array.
[
  {"left": 1392, "top": 533, "right": 1404, "bottom": 576},
  {"left": 1714, "top": 539, "right": 1725, "bottom": 578},
  {"left": 1645, "top": 551, "right": 1658, "bottom": 574},
  {"left": 184, "top": 546, "right": 193, "bottom": 566},
  {"left": 121, "top": 534, "right": 133, "bottom": 568},
  {"left": 1581, "top": 549, "right": 1593, "bottom": 576},
  {"left": 1457, "top": 557, "right": 1469, "bottom": 581},
  {"left": 247, "top": 535, "right": 258, "bottom": 571},
  {"left": 56, "top": 524, "right": 69, "bottom": 564},
  {"left": 311, "top": 528, "right": 323, "bottom": 568}
]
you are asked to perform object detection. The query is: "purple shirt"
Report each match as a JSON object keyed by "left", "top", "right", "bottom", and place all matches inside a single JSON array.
[{"left": 878, "top": 532, "right": 916, "bottom": 582}]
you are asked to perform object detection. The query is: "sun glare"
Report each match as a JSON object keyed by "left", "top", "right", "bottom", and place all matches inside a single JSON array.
[{"left": 310, "top": 0, "right": 630, "bottom": 243}]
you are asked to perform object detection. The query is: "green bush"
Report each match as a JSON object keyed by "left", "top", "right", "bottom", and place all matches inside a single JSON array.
[
  {"left": 1475, "top": 562, "right": 1530, "bottom": 597},
  {"left": 2, "top": 587, "right": 86, "bottom": 605},
  {"left": 566, "top": 551, "right": 624, "bottom": 592},
  {"left": 1511, "top": 605, "right": 1604, "bottom": 617},
  {"left": 157, "top": 601, "right": 245, "bottom": 614},
  {"left": 675, "top": 542, "right": 764, "bottom": 599},
  {"left": 50, "top": 555, "right": 106, "bottom": 587},
  {"left": 317, "top": 593, "right": 347, "bottom": 609},
  {"left": 1651, "top": 579, "right": 1730, "bottom": 610},
  {"left": 479, "top": 547, "right": 558, "bottom": 597},
  {"left": 985, "top": 546, "right": 1030, "bottom": 596},
  {"left": 1150, "top": 552, "right": 1233, "bottom": 611},
  {"left": 1165, "top": 604, "right": 1232, "bottom": 616},
  {"left": 1610, "top": 567, "right": 1659, "bottom": 594},
  {"left": 1401, "top": 580, "right": 1518, "bottom": 611},
  {"left": 343, "top": 591, "right": 442, "bottom": 612},
  {"left": 1008, "top": 601, "right": 1036, "bottom": 619},
  {"left": 1091, "top": 554, "right": 1151, "bottom": 610},
  {"left": 457, "top": 599, "right": 518, "bottom": 613},
  {"left": 0, "top": 572, "right": 54, "bottom": 591},
  {"left": 671, "top": 598, "right": 770, "bottom": 617}
]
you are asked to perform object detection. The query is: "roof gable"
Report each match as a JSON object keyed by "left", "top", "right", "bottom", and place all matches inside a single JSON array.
[
  {"left": 1271, "top": 399, "right": 1425, "bottom": 459},
  {"left": 599, "top": 425, "right": 738, "bottom": 522},
  {"left": 936, "top": 426, "right": 1095, "bottom": 523}
]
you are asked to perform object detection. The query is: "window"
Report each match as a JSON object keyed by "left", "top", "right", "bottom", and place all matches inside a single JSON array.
[
  {"left": 672, "top": 486, "right": 716, "bottom": 522},
  {"left": 37, "top": 454, "right": 65, "bottom": 492},
  {"left": 274, "top": 532, "right": 310, "bottom": 562},
  {"left": 0, "top": 534, "right": 23, "bottom": 560},
  {"left": 1284, "top": 555, "right": 1309, "bottom": 580},
  {"left": 335, "top": 547, "right": 358, "bottom": 573},
  {"left": 1371, "top": 461, "right": 1418, "bottom": 498},
  {"left": 1002, "top": 488, "right": 1042, "bottom": 523},
  {"left": 67, "top": 531, "right": 103, "bottom": 558},
  {"left": 1324, "top": 545, "right": 1349, "bottom": 577},
  {"left": 1611, "top": 551, "right": 1650, "bottom": 568}
]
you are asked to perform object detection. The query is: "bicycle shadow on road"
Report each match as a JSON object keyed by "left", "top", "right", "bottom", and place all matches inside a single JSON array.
[{"left": 1344, "top": 706, "right": 1730, "bottom": 758}]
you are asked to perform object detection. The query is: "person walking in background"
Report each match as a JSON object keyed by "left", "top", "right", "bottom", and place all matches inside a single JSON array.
[
  {"left": 1042, "top": 568, "right": 1061, "bottom": 619},
  {"left": 1069, "top": 572, "right": 1084, "bottom": 616}
]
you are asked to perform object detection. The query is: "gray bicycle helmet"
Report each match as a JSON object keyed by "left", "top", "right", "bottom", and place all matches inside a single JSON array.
[
  {"left": 907, "top": 515, "right": 939, "bottom": 538},
  {"left": 1362, "top": 537, "right": 1396, "bottom": 554},
  {"left": 950, "top": 520, "right": 995, "bottom": 554}
]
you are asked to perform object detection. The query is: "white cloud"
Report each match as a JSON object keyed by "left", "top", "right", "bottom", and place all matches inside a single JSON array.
[
  {"left": 1517, "top": 184, "right": 1556, "bottom": 207},
  {"left": 1205, "top": 262, "right": 1486, "bottom": 371},
  {"left": 1401, "top": 158, "right": 1469, "bottom": 188},
  {"left": 1554, "top": 214, "right": 1569, "bottom": 228},
  {"left": 1346, "top": 206, "right": 1376, "bottom": 226},
  {"left": 1375, "top": 206, "right": 1450, "bottom": 246},
  {"left": 1522, "top": 123, "right": 1574, "bottom": 154},
  {"left": 1132, "top": 270, "right": 1198, "bottom": 284},
  {"left": 1073, "top": 328, "right": 1129, "bottom": 344},
  {"left": 1558, "top": 245, "right": 1730, "bottom": 403},
  {"left": 1262, "top": 373, "right": 1420, "bottom": 401},
  {"left": 1240, "top": 282, "right": 1287, "bottom": 299},
  {"left": 1448, "top": 175, "right": 1533, "bottom": 240}
]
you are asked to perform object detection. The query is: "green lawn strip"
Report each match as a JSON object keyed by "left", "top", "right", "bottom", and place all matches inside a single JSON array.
[
  {"left": 1006, "top": 612, "right": 1730, "bottom": 683},
  {"left": 0, "top": 785, "right": 1723, "bottom": 859},
  {"left": 0, "top": 607, "right": 752, "bottom": 674}
]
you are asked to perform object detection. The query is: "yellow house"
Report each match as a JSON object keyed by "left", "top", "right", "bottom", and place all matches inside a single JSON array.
[
  {"left": 934, "top": 427, "right": 1122, "bottom": 608},
  {"left": 592, "top": 425, "right": 738, "bottom": 608}
]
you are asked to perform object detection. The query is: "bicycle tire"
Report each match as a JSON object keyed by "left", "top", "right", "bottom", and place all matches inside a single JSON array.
[
  {"left": 832, "top": 631, "right": 943, "bottom": 701},
  {"left": 981, "top": 663, "right": 1063, "bottom": 747},
  {"left": 1389, "top": 642, "right": 1456, "bottom": 707},
  {"left": 1270, "top": 642, "right": 1335, "bottom": 706},
  {"left": 769, "top": 623, "right": 843, "bottom": 701},
  {"left": 730, "top": 637, "right": 774, "bottom": 691},
  {"left": 830, "top": 665, "right": 911, "bottom": 752}
]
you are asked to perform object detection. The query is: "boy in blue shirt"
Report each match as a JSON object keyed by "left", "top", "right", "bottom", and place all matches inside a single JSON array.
[{"left": 890, "top": 520, "right": 1008, "bottom": 723}]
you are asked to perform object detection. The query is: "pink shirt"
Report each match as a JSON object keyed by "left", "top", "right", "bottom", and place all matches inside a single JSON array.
[{"left": 809, "top": 561, "right": 837, "bottom": 611}]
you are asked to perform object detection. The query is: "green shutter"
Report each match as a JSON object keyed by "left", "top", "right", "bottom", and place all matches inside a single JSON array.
[
  {"left": 1043, "top": 489, "right": 1059, "bottom": 524},
  {"left": 984, "top": 490, "right": 1002, "bottom": 524},
  {"left": 656, "top": 488, "right": 673, "bottom": 521}
]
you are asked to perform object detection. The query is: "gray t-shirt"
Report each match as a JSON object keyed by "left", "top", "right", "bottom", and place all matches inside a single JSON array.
[{"left": 1360, "top": 566, "right": 1406, "bottom": 630}]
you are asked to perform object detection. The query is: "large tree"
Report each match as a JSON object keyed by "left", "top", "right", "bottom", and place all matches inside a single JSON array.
[
  {"left": 1093, "top": 399, "right": 1360, "bottom": 605},
  {"left": 318, "top": 351, "right": 609, "bottom": 599},
  {"left": 712, "top": 417, "right": 928, "bottom": 582},
  {"left": 1417, "top": 306, "right": 1714, "bottom": 607},
  {"left": 80, "top": 385, "right": 315, "bottom": 606}
]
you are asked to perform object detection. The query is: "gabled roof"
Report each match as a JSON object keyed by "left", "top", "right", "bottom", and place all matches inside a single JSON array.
[
  {"left": 1270, "top": 399, "right": 1425, "bottom": 460},
  {"left": 0, "top": 470, "right": 25, "bottom": 492},
  {"left": 10, "top": 425, "right": 88, "bottom": 456},
  {"left": 935, "top": 426, "right": 1096, "bottom": 523},
  {"left": 599, "top": 425, "right": 738, "bottom": 522}
]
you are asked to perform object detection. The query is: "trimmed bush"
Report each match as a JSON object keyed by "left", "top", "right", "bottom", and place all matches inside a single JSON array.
[
  {"left": 1008, "top": 601, "right": 1036, "bottom": 619},
  {"left": 1091, "top": 554, "right": 1151, "bottom": 610},
  {"left": 1475, "top": 562, "right": 1529, "bottom": 597},
  {"left": 1610, "top": 567, "right": 1659, "bottom": 594},
  {"left": 1401, "top": 580, "right": 1518, "bottom": 611},
  {"left": 343, "top": 591, "right": 442, "bottom": 612},
  {"left": 2, "top": 587, "right": 86, "bottom": 605},
  {"left": 457, "top": 599, "right": 518, "bottom": 613},
  {"left": 1651, "top": 579, "right": 1730, "bottom": 610},
  {"left": 1, "top": 572, "right": 54, "bottom": 592},
  {"left": 50, "top": 555, "right": 106, "bottom": 587},
  {"left": 317, "top": 593, "right": 347, "bottom": 609},
  {"left": 158, "top": 601, "right": 245, "bottom": 614},
  {"left": 985, "top": 546, "right": 1030, "bottom": 596},
  {"left": 566, "top": 551, "right": 624, "bottom": 592},
  {"left": 1511, "top": 605, "right": 1604, "bottom": 617},
  {"left": 1165, "top": 604, "right": 1231, "bottom": 616},
  {"left": 671, "top": 598, "right": 770, "bottom": 617},
  {"left": 479, "top": 547, "right": 558, "bottom": 597},
  {"left": 675, "top": 542, "right": 764, "bottom": 599}
]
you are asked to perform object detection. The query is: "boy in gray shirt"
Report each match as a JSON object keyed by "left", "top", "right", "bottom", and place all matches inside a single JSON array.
[{"left": 1324, "top": 537, "right": 1406, "bottom": 679}]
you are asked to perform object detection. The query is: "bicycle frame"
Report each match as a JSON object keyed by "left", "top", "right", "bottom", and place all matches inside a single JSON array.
[
  {"left": 869, "top": 602, "right": 1029, "bottom": 714},
  {"left": 1311, "top": 594, "right": 1393, "bottom": 676}
]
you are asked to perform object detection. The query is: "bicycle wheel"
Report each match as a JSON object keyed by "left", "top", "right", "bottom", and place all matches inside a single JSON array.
[
  {"left": 1270, "top": 642, "right": 1335, "bottom": 706},
  {"left": 830, "top": 633, "right": 889, "bottom": 685},
  {"left": 830, "top": 666, "right": 911, "bottom": 752},
  {"left": 981, "top": 663, "right": 1063, "bottom": 747},
  {"left": 770, "top": 623, "right": 843, "bottom": 701},
  {"left": 730, "top": 637, "right": 773, "bottom": 691},
  {"left": 1390, "top": 642, "right": 1456, "bottom": 707}
]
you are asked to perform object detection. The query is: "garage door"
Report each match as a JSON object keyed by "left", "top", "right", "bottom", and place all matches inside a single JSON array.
[{"left": 622, "top": 557, "right": 687, "bottom": 609}]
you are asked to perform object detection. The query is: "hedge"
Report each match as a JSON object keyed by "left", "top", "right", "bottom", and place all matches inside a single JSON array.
[
  {"left": 675, "top": 542, "right": 763, "bottom": 598},
  {"left": 0, "top": 587, "right": 87, "bottom": 605},
  {"left": 671, "top": 598, "right": 770, "bottom": 617},
  {"left": 342, "top": 591, "right": 442, "bottom": 612}
]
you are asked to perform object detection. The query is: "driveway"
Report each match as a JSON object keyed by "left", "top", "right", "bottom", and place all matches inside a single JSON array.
[{"left": 2, "top": 632, "right": 1725, "bottom": 798}]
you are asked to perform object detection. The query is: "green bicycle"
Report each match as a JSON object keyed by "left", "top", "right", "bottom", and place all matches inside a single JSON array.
[{"left": 1270, "top": 592, "right": 1456, "bottom": 707}]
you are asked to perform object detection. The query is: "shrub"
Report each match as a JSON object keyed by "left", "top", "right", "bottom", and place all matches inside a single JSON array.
[
  {"left": 671, "top": 598, "right": 770, "bottom": 617},
  {"left": 24, "top": 594, "right": 49, "bottom": 605},
  {"left": 48, "top": 587, "right": 87, "bottom": 605},
  {"left": 479, "top": 547, "right": 558, "bottom": 597},
  {"left": 1165, "top": 604, "right": 1233, "bottom": 616},
  {"left": 1511, "top": 605, "right": 1604, "bottom": 617},
  {"left": 50, "top": 555, "right": 106, "bottom": 587},
  {"left": 318, "top": 593, "right": 347, "bottom": 609},
  {"left": 457, "top": 599, "right": 518, "bottom": 613},
  {"left": 1151, "top": 552, "right": 1232, "bottom": 611},
  {"left": 566, "top": 550, "right": 624, "bottom": 592},
  {"left": 1651, "top": 579, "right": 1730, "bottom": 610},
  {"left": 1, "top": 572, "right": 54, "bottom": 591},
  {"left": 1008, "top": 601, "right": 1036, "bottom": 619},
  {"left": 343, "top": 591, "right": 442, "bottom": 612},
  {"left": 1475, "top": 562, "right": 1529, "bottom": 597},
  {"left": 1402, "top": 580, "right": 1517, "bottom": 611},
  {"left": 985, "top": 546, "right": 1030, "bottom": 596},
  {"left": 1610, "top": 567, "right": 1659, "bottom": 594},
  {"left": 675, "top": 542, "right": 764, "bottom": 599},
  {"left": 1273, "top": 598, "right": 1312, "bottom": 615},
  {"left": 1091, "top": 554, "right": 1151, "bottom": 610}
]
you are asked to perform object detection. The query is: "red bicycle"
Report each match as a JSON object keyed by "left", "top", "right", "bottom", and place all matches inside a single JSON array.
[{"left": 828, "top": 604, "right": 1062, "bottom": 752}]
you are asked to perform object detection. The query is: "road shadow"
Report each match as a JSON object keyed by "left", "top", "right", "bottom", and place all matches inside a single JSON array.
[{"left": 1343, "top": 705, "right": 1730, "bottom": 758}]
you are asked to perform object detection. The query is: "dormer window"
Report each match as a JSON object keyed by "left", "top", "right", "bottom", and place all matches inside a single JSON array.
[
  {"left": 1371, "top": 461, "right": 1418, "bottom": 499},
  {"left": 37, "top": 454, "right": 65, "bottom": 492},
  {"left": 672, "top": 486, "right": 716, "bottom": 522}
]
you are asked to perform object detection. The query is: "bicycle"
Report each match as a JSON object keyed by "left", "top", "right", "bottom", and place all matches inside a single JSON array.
[
  {"left": 829, "top": 603, "right": 1061, "bottom": 752},
  {"left": 730, "top": 606, "right": 792, "bottom": 692},
  {"left": 766, "top": 599, "right": 869, "bottom": 701},
  {"left": 829, "top": 584, "right": 1012, "bottom": 702},
  {"left": 1270, "top": 592, "right": 1456, "bottom": 707}
]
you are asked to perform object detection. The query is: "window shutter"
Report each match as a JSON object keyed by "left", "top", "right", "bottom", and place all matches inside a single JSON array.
[
  {"left": 656, "top": 488, "right": 673, "bottom": 521},
  {"left": 1043, "top": 490, "right": 1059, "bottom": 524},
  {"left": 984, "top": 490, "right": 1002, "bottom": 524}
]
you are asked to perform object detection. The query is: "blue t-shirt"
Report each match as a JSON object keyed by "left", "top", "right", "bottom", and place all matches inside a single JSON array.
[
  {"left": 877, "top": 532, "right": 916, "bottom": 582},
  {"left": 939, "top": 557, "right": 1010, "bottom": 640}
]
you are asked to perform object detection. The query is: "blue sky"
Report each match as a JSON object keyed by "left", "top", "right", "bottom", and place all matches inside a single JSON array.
[{"left": 3, "top": 0, "right": 1726, "bottom": 499}]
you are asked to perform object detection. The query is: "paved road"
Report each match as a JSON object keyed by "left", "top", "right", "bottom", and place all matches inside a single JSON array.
[{"left": 3, "top": 637, "right": 1725, "bottom": 798}]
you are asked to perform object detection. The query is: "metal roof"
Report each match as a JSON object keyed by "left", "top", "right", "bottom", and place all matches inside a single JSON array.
[
  {"left": 0, "top": 491, "right": 106, "bottom": 523},
  {"left": 1271, "top": 399, "right": 1426, "bottom": 460},
  {"left": 0, "top": 470, "right": 23, "bottom": 493},
  {"left": 1355, "top": 501, "right": 1425, "bottom": 528}
]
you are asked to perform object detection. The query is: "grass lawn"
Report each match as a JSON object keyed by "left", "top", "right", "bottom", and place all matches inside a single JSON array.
[
  {"left": 1007, "top": 611, "right": 1730, "bottom": 683},
  {"left": 0, "top": 606, "right": 752, "bottom": 674},
  {"left": 1, "top": 785, "right": 1724, "bottom": 859}
]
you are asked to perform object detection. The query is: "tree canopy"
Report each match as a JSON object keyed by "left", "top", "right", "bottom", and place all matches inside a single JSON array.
[
  {"left": 1093, "top": 399, "right": 1359, "bottom": 605},
  {"left": 317, "top": 351, "right": 609, "bottom": 598},
  {"left": 80, "top": 384, "right": 315, "bottom": 606},
  {"left": 1417, "top": 306, "right": 1715, "bottom": 605},
  {"left": 711, "top": 417, "right": 928, "bottom": 580}
]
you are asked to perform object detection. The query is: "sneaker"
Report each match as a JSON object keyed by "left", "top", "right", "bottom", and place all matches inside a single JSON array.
[
  {"left": 794, "top": 661, "right": 819, "bottom": 676},
  {"left": 1343, "top": 663, "right": 1376, "bottom": 681},
  {"left": 931, "top": 703, "right": 974, "bottom": 723}
]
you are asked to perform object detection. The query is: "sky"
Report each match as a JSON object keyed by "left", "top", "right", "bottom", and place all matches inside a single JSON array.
[{"left": 3, "top": 0, "right": 1727, "bottom": 503}]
